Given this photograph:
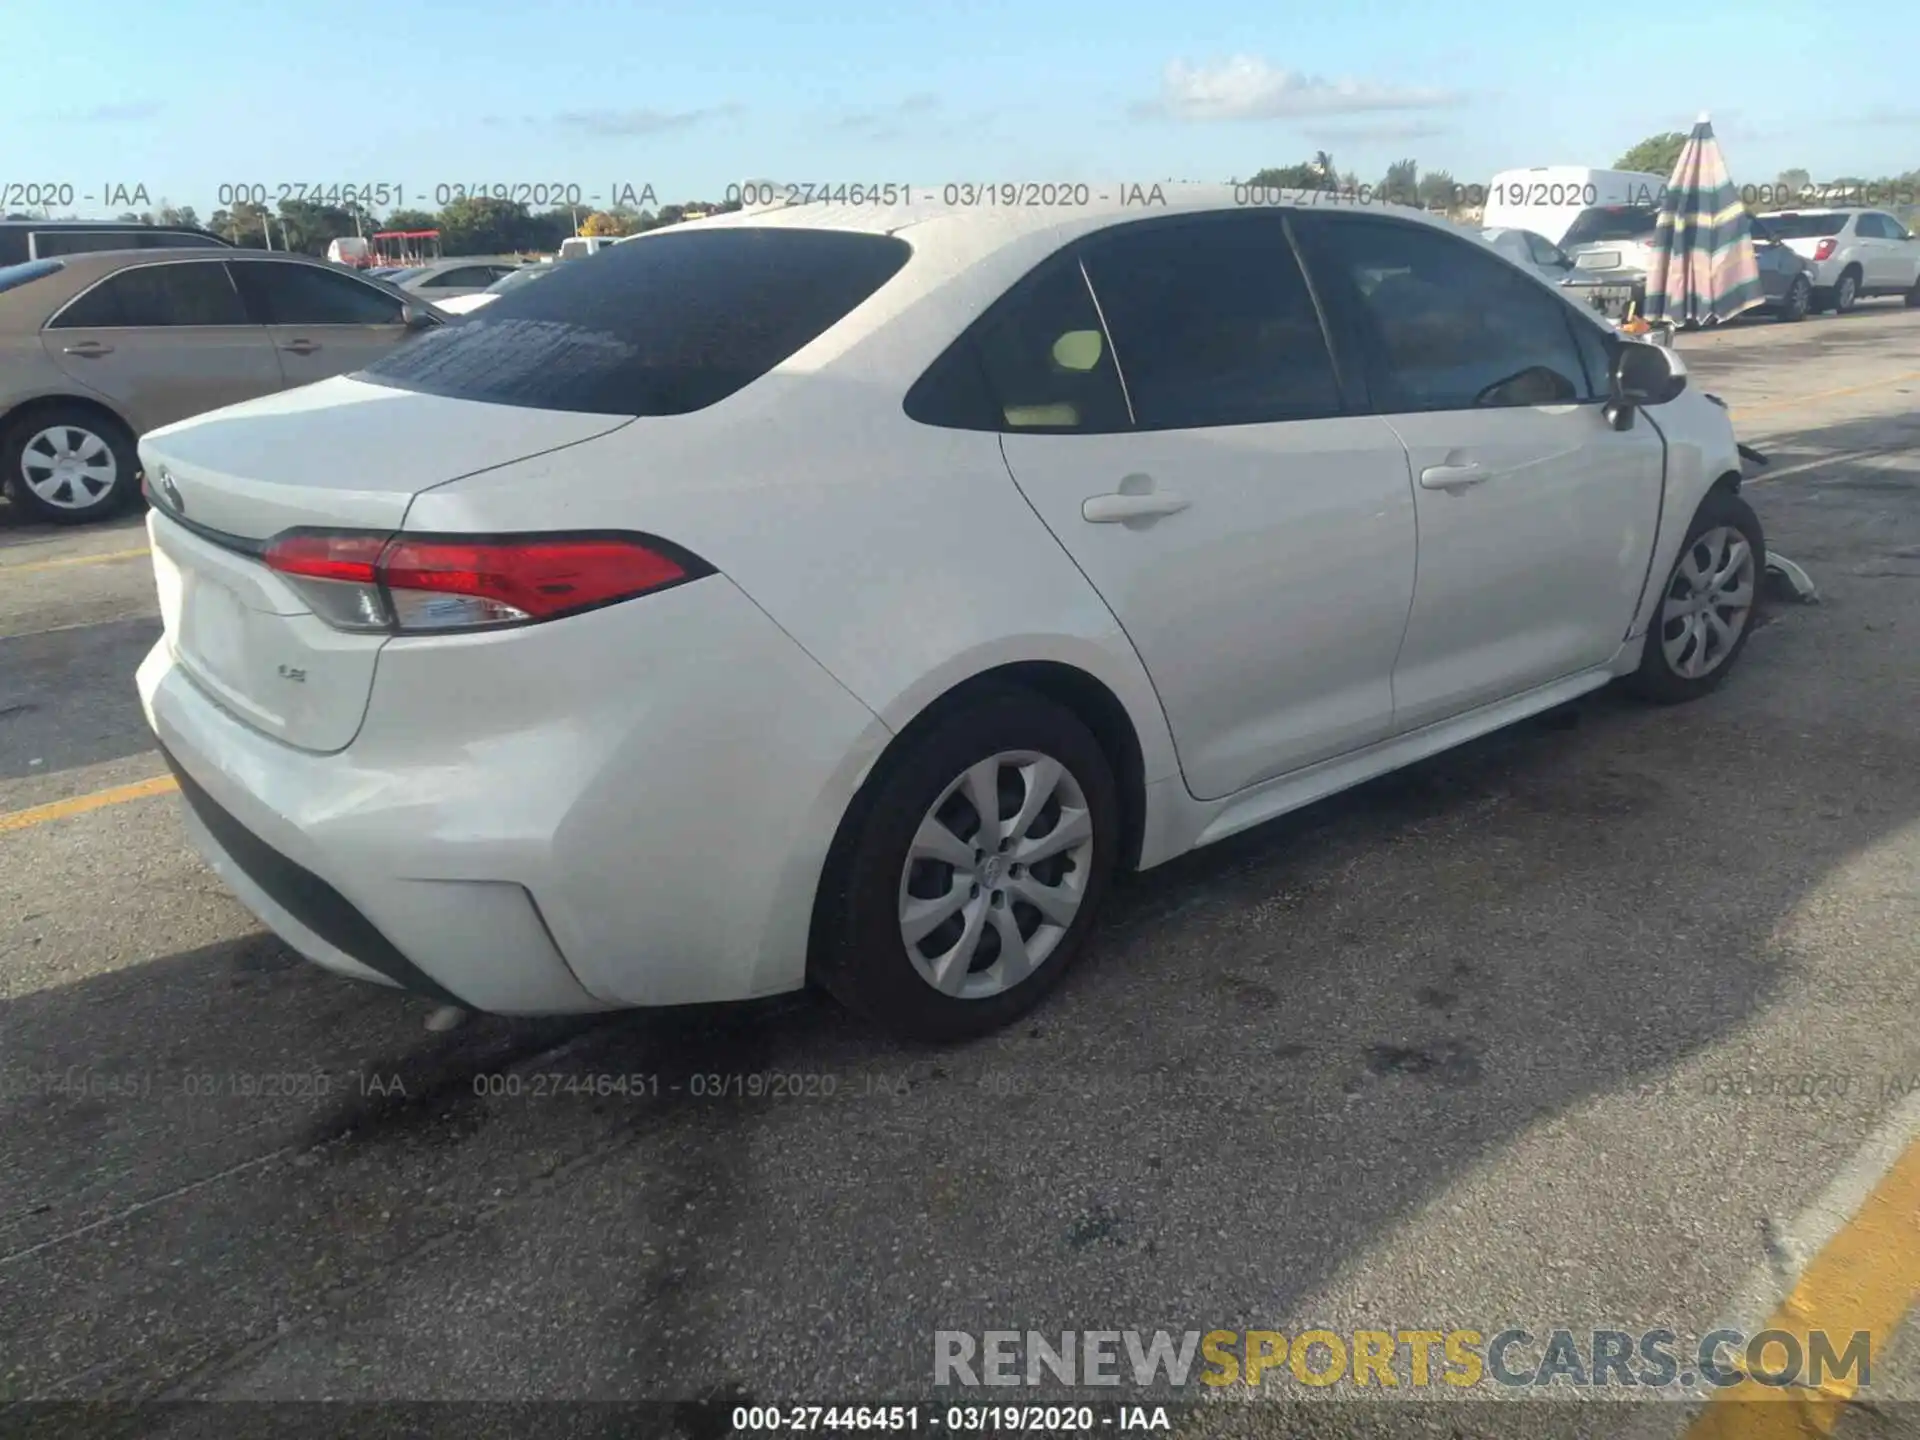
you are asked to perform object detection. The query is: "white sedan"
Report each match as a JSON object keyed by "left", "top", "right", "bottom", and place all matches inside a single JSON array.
[
  {"left": 432, "top": 262, "right": 561, "bottom": 316},
  {"left": 135, "top": 189, "right": 1759, "bottom": 1039}
]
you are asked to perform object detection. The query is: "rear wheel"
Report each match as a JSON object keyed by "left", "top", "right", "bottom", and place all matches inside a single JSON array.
[
  {"left": 813, "top": 688, "right": 1119, "bottom": 1041},
  {"left": 1626, "top": 489, "right": 1765, "bottom": 704},
  {"left": 1776, "top": 275, "right": 1811, "bottom": 322},
  {"left": 1905, "top": 274, "right": 1920, "bottom": 308},
  {"left": 1831, "top": 269, "right": 1860, "bottom": 314},
  {"left": 2, "top": 405, "right": 140, "bottom": 524}
]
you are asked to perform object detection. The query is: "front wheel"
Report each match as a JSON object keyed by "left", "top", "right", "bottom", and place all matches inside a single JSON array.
[
  {"left": 1777, "top": 275, "right": 1811, "bottom": 322},
  {"left": 1625, "top": 490, "right": 1766, "bottom": 704},
  {"left": 812, "top": 688, "right": 1119, "bottom": 1041}
]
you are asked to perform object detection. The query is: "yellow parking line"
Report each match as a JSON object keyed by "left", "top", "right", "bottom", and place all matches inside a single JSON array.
[
  {"left": 1684, "top": 1133, "right": 1920, "bottom": 1437},
  {"left": 0, "top": 774, "right": 178, "bottom": 834},
  {"left": 1730, "top": 370, "right": 1920, "bottom": 419},
  {"left": 2, "top": 546, "right": 151, "bottom": 576}
]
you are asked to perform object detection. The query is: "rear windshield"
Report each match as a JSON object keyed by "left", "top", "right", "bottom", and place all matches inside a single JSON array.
[
  {"left": 1757, "top": 212, "right": 1849, "bottom": 239},
  {"left": 1561, "top": 206, "right": 1662, "bottom": 246},
  {"left": 358, "top": 227, "right": 913, "bottom": 416},
  {"left": 0, "top": 258, "right": 65, "bottom": 296}
]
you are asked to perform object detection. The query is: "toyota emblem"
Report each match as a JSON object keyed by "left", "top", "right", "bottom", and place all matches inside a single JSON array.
[{"left": 158, "top": 468, "right": 184, "bottom": 514}]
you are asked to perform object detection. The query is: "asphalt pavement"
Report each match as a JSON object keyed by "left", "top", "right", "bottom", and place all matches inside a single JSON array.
[{"left": 2, "top": 303, "right": 1917, "bottom": 1437}]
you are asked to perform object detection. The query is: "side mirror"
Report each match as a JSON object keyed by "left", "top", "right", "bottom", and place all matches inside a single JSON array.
[
  {"left": 1605, "top": 340, "right": 1687, "bottom": 429},
  {"left": 401, "top": 302, "right": 436, "bottom": 331}
]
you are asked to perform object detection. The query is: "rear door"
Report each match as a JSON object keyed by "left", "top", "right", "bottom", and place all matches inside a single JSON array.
[
  {"left": 228, "top": 258, "right": 412, "bottom": 384},
  {"left": 976, "top": 212, "right": 1418, "bottom": 799},
  {"left": 41, "top": 258, "right": 286, "bottom": 432},
  {"left": 1293, "top": 211, "right": 1664, "bottom": 732}
]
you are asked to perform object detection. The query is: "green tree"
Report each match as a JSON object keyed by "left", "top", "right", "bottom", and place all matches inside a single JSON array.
[
  {"left": 382, "top": 208, "right": 441, "bottom": 234},
  {"left": 437, "top": 196, "right": 535, "bottom": 255},
  {"left": 1245, "top": 162, "right": 1324, "bottom": 190},
  {"left": 1417, "top": 168, "right": 1457, "bottom": 211},
  {"left": 1380, "top": 158, "right": 1419, "bottom": 204},
  {"left": 1616, "top": 132, "right": 1688, "bottom": 178},
  {"left": 1311, "top": 150, "right": 1335, "bottom": 180}
]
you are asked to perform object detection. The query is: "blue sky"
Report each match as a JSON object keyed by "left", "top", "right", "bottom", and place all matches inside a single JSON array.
[{"left": 4, "top": 0, "right": 1913, "bottom": 219}]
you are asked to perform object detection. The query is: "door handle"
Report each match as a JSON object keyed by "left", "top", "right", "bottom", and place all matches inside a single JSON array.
[
  {"left": 280, "top": 339, "right": 320, "bottom": 355},
  {"left": 1082, "top": 492, "right": 1190, "bottom": 523},
  {"left": 1418, "top": 462, "right": 1489, "bottom": 493},
  {"left": 62, "top": 341, "right": 113, "bottom": 357}
]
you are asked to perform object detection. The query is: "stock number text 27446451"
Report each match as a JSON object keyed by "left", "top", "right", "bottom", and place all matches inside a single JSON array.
[{"left": 216, "top": 183, "right": 406, "bottom": 208}]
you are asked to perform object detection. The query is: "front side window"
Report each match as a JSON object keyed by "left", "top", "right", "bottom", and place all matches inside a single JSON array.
[
  {"left": 230, "top": 261, "right": 405, "bottom": 325},
  {"left": 49, "top": 261, "right": 248, "bottom": 328},
  {"left": 1300, "top": 215, "right": 1596, "bottom": 411},
  {"left": 1080, "top": 213, "right": 1343, "bottom": 428}
]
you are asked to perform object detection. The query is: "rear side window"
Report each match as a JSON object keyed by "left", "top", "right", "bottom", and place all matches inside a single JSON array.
[
  {"left": 906, "top": 254, "right": 1131, "bottom": 433},
  {"left": 0, "top": 258, "right": 65, "bottom": 296},
  {"left": 49, "top": 262, "right": 248, "bottom": 328},
  {"left": 360, "top": 228, "right": 912, "bottom": 416},
  {"left": 1081, "top": 214, "right": 1342, "bottom": 428}
]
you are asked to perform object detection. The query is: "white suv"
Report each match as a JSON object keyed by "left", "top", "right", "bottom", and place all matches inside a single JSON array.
[{"left": 1759, "top": 209, "right": 1920, "bottom": 313}]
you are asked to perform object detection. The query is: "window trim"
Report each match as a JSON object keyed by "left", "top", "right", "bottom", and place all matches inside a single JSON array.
[
  {"left": 226, "top": 257, "right": 407, "bottom": 327},
  {"left": 1291, "top": 209, "right": 1610, "bottom": 416},
  {"left": 43, "top": 256, "right": 252, "bottom": 331}
]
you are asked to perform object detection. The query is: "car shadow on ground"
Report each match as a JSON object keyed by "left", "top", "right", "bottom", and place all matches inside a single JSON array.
[{"left": 1, "top": 411, "right": 1915, "bottom": 1404}]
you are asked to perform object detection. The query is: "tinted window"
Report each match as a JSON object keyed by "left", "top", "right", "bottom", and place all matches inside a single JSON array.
[
  {"left": 1301, "top": 216, "right": 1595, "bottom": 411},
  {"left": 1859, "top": 213, "right": 1901, "bottom": 239},
  {"left": 1080, "top": 215, "right": 1342, "bottom": 428},
  {"left": 1759, "top": 212, "right": 1848, "bottom": 239},
  {"left": 34, "top": 230, "right": 154, "bottom": 258},
  {"left": 906, "top": 252, "right": 1131, "bottom": 433},
  {"left": 50, "top": 261, "right": 248, "bottom": 328},
  {"left": 0, "top": 258, "right": 65, "bottom": 296},
  {"left": 0, "top": 231, "right": 31, "bottom": 266},
  {"left": 231, "top": 261, "right": 404, "bottom": 325},
  {"left": 144, "top": 231, "right": 226, "bottom": 249},
  {"left": 360, "top": 227, "right": 911, "bottom": 417},
  {"left": 1527, "top": 233, "right": 1569, "bottom": 267},
  {"left": 1561, "top": 206, "right": 1662, "bottom": 246},
  {"left": 420, "top": 266, "right": 498, "bottom": 288}
]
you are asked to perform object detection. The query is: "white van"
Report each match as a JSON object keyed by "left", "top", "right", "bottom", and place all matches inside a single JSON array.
[
  {"left": 1482, "top": 167, "right": 1669, "bottom": 247},
  {"left": 326, "top": 235, "right": 371, "bottom": 267},
  {"left": 557, "top": 235, "right": 616, "bottom": 261}
]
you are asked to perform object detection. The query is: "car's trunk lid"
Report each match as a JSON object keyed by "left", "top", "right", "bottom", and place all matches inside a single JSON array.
[{"left": 142, "top": 376, "right": 631, "bottom": 752}]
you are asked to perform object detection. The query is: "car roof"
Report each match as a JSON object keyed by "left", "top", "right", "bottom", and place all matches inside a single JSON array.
[
  {"left": 22, "top": 248, "right": 338, "bottom": 278},
  {"left": 650, "top": 184, "right": 1459, "bottom": 269}
]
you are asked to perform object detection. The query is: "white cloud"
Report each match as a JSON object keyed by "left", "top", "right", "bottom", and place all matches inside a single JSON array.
[
  {"left": 1137, "top": 57, "right": 1463, "bottom": 122},
  {"left": 1303, "top": 120, "right": 1453, "bottom": 144},
  {"left": 552, "top": 105, "right": 743, "bottom": 136}
]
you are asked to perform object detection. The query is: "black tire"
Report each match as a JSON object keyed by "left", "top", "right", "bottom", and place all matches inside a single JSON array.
[
  {"left": 1831, "top": 269, "right": 1860, "bottom": 314},
  {"left": 1626, "top": 489, "right": 1766, "bottom": 704},
  {"left": 1905, "top": 274, "right": 1920, "bottom": 308},
  {"left": 1, "top": 404, "right": 140, "bottom": 524},
  {"left": 1776, "top": 275, "right": 1811, "bottom": 322},
  {"left": 812, "top": 687, "right": 1119, "bottom": 1042}
]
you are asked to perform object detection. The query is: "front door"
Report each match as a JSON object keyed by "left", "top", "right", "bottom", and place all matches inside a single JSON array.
[
  {"left": 986, "top": 213, "right": 1419, "bottom": 800},
  {"left": 1294, "top": 212, "right": 1666, "bottom": 732},
  {"left": 227, "top": 259, "right": 413, "bottom": 385}
]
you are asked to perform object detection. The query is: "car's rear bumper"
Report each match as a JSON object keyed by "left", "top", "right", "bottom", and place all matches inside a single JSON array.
[{"left": 138, "top": 573, "right": 893, "bottom": 1014}]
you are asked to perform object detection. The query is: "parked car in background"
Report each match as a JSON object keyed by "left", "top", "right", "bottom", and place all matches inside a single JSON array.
[
  {"left": 1480, "top": 226, "right": 1580, "bottom": 285},
  {"left": 0, "top": 219, "right": 232, "bottom": 265},
  {"left": 434, "top": 261, "right": 561, "bottom": 316},
  {"left": 558, "top": 235, "right": 620, "bottom": 261},
  {"left": 1559, "top": 206, "right": 1813, "bottom": 322},
  {"left": 390, "top": 258, "right": 527, "bottom": 301},
  {"left": 1757, "top": 209, "right": 1920, "bottom": 313},
  {"left": 1482, "top": 168, "right": 1669, "bottom": 248},
  {"left": 134, "top": 190, "right": 1754, "bottom": 1041},
  {"left": 0, "top": 251, "right": 440, "bottom": 523}
]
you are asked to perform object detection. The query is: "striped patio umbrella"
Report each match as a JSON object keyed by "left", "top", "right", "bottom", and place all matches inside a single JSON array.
[{"left": 1642, "top": 113, "right": 1764, "bottom": 327}]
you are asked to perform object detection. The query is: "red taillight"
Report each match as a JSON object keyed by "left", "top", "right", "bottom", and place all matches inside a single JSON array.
[
  {"left": 262, "top": 530, "right": 706, "bottom": 633},
  {"left": 1813, "top": 238, "right": 1837, "bottom": 261}
]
